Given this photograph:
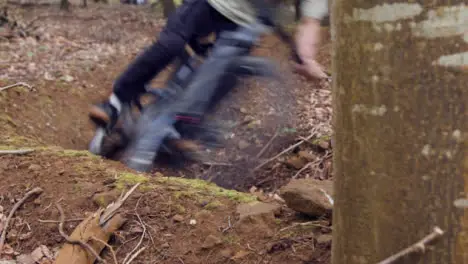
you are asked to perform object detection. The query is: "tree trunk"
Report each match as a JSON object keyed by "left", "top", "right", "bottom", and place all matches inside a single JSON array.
[
  {"left": 331, "top": 0, "right": 468, "bottom": 263},
  {"left": 60, "top": 0, "right": 70, "bottom": 11},
  {"left": 161, "top": 0, "right": 176, "bottom": 18}
]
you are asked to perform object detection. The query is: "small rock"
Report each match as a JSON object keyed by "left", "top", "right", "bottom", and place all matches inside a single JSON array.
[
  {"left": 60, "top": 75, "right": 74, "bottom": 82},
  {"left": 238, "top": 140, "right": 250, "bottom": 150},
  {"left": 201, "top": 235, "right": 222, "bottom": 249},
  {"left": 317, "top": 234, "right": 333, "bottom": 245},
  {"left": 92, "top": 190, "right": 120, "bottom": 207},
  {"left": 16, "top": 254, "right": 34, "bottom": 264},
  {"left": 27, "top": 164, "right": 41, "bottom": 171},
  {"left": 7, "top": 229, "right": 18, "bottom": 240},
  {"left": 272, "top": 194, "right": 285, "bottom": 204},
  {"left": 189, "top": 219, "right": 197, "bottom": 225},
  {"left": 172, "top": 214, "right": 184, "bottom": 222},
  {"left": 195, "top": 210, "right": 213, "bottom": 224},
  {"left": 280, "top": 179, "right": 334, "bottom": 217},
  {"left": 33, "top": 198, "right": 41, "bottom": 205},
  {"left": 43, "top": 72, "right": 55, "bottom": 81},
  {"left": 29, "top": 245, "right": 52, "bottom": 263},
  {"left": 129, "top": 226, "right": 144, "bottom": 234},
  {"left": 236, "top": 202, "right": 281, "bottom": 219},
  {"left": 220, "top": 248, "right": 233, "bottom": 258},
  {"left": 298, "top": 151, "right": 316, "bottom": 162},
  {"left": 285, "top": 156, "right": 307, "bottom": 169},
  {"left": 231, "top": 250, "right": 250, "bottom": 261},
  {"left": 235, "top": 202, "right": 280, "bottom": 239},
  {"left": 318, "top": 140, "right": 331, "bottom": 150},
  {"left": 19, "top": 232, "right": 32, "bottom": 240},
  {"left": 0, "top": 261, "right": 16, "bottom": 264},
  {"left": 239, "top": 107, "right": 248, "bottom": 114},
  {"left": 161, "top": 243, "right": 170, "bottom": 248},
  {"left": 1, "top": 244, "right": 14, "bottom": 255},
  {"left": 102, "top": 178, "right": 116, "bottom": 185}
]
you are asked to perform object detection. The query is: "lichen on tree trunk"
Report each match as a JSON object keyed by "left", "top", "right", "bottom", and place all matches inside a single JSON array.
[{"left": 331, "top": 0, "right": 468, "bottom": 263}]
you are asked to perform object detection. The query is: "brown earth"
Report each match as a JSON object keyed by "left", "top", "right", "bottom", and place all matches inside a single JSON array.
[{"left": 0, "top": 3, "right": 332, "bottom": 264}]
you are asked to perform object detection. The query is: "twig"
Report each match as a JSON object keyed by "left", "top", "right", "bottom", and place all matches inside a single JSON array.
[
  {"left": 256, "top": 131, "right": 279, "bottom": 159},
  {"left": 55, "top": 203, "right": 106, "bottom": 263},
  {"left": 100, "top": 183, "right": 141, "bottom": 226},
  {"left": 122, "top": 211, "right": 146, "bottom": 264},
  {"left": 38, "top": 218, "right": 85, "bottom": 223},
  {"left": 279, "top": 221, "right": 332, "bottom": 232},
  {"left": 377, "top": 226, "right": 444, "bottom": 264},
  {"left": 91, "top": 236, "right": 118, "bottom": 264},
  {"left": 202, "top": 162, "right": 233, "bottom": 167},
  {"left": 124, "top": 246, "right": 147, "bottom": 264},
  {"left": 221, "top": 216, "right": 232, "bottom": 233},
  {"left": 0, "top": 82, "right": 32, "bottom": 92},
  {"left": 0, "top": 149, "right": 35, "bottom": 155},
  {"left": 0, "top": 187, "right": 43, "bottom": 253},
  {"left": 254, "top": 129, "right": 317, "bottom": 171},
  {"left": 292, "top": 161, "right": 316, "bottom": 179}
]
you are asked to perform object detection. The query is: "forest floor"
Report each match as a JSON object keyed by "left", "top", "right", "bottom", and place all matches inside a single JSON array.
[{"left": 0, "top": 3, "right": 333, "bottom": 264}]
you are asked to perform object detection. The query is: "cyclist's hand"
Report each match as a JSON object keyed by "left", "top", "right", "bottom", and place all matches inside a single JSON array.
[{"left": 295, "top": 17, "right": 328, "bottom": 80}]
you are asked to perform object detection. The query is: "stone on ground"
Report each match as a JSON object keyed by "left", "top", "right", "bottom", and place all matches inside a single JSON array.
[
  {"left": 279, "top": 179, "right": 333, "bottom": 217},
  {"left": 235, "top": 201, "right": 281, "bottom": 239}
]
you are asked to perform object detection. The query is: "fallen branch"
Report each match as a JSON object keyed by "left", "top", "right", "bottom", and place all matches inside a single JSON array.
[
  {"left": 124, "top": 246, "right": 147, "bottom": 264},
  {"left": 256, "top": 130, "right": 279, "bottom": 159},
  {"left": 55, "top": 203, "right": 106, "bottom": 263},
  {"left": 100, "top": 183, "right": 141, "bottom": 226},
  {"left": 0, "top": 82, "right": 32, "bottom": 92},
  {"left": 0, "top": 187, "right": 43, "bottom": 253},
  {"left": 279, "top": 221, "right": 331, "bottom": 233},
  {"left": 221, "top": 216, "right": 232, "bottom": 233},
  {"left": 122, "top": 211, "right": 146, "bottom": 264},
  {"left": 38, "top": 218, "right": 85, "bottom": 223},
  {"left": 377, "top": 226, "right": 444, "bottom": 264},
  {"left": 254, "top": 129, "right": 317, "bottom": 171},
  {"left": 292, "top": 151, "right": 332, "bottom": 179},
  {"left": 91, "top": 236, "right": 118, "bottom": 264},
  {"left": 202, "top": 162, "right": 233, "bottom": 167},
  {"left": 0, "top": 149, "right": 35, "bottom": 155},
  {"left": 292, "top": 161, "right": 316, "bottom": 179}
]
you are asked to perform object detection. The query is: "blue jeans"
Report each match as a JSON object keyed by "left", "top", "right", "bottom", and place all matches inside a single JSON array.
[{"left": 113, "top": 0, "right": 238, "bottom": 102}]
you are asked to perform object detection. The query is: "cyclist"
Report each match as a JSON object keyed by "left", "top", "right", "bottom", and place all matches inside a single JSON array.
[{"left": 89, "top": 0, "right": 328, "bottom": 134}]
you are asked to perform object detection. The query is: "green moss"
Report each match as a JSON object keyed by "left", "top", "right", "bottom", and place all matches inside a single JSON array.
[
  {"left": 156, "top": 177, "right": 257, "bottom": 203},
  {"left": 173, "top": 191, "right": 193, "bottom": 200},
  {"left": 174, "top": 204, "right": 186, "bottom": 214},
  {"left": 0, "top": 135, "right": 41, "bottom": 148},
  {"left": 312, "top": 135, "right": 331, "bottom": 144},
  {"left": 204, "top": 201, "right": 223, "bottom": 210},
  {"left": 116, "top": 173, "right": 150, "bottom": 190},
  {"left": 223, "top": 235, "right": 240, "bottom": 245},
  {"left": 58, "top": 149, "right": 99, "bottom": 158},
  {"left": 0, "top": 114, "right": 17, "bottom": 127}
]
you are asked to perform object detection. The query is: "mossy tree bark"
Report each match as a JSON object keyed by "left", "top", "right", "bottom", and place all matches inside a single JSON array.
[{"left": 331, "top": 0, "right": 468, "bottom": 263}]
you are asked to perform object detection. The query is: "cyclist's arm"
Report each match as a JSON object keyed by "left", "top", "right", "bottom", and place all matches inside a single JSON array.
[{"left": 295, "top": 0, "right": 329, "bottom": 79}]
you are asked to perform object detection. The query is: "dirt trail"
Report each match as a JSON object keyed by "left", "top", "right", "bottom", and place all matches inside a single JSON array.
[{"left": 0, "top": 3, "right": 332, "bottom": 263}]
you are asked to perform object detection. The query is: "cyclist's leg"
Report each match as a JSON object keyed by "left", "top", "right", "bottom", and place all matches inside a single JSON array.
[{"left": 89, "top": 0, "right": 221, "bottom": 129}]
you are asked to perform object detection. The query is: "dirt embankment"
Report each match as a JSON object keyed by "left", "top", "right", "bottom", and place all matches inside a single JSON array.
[{"left": 1, "top": 3, "right": 332, "bottom": 263}]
